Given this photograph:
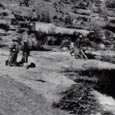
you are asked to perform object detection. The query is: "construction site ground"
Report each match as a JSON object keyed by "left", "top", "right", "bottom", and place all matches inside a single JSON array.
[{"left": 0, "top": 48, "right": 115, "bottom": 115}]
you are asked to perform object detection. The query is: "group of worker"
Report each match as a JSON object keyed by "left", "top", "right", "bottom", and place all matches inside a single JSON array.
[
  {"left": 7, "top": 30, "right": 87, "bottom": 67},
  {"left": 7, "top": 30, "right": 30, "bottom": 67},
  {"left": 60, "top": 33, "right": 88, "bottom": 59},
  {"left": 70, "top": 34, "right": 88, "bottom": 59}
]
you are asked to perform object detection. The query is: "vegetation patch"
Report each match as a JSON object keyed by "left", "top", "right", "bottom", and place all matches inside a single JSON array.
[
  {"left": 62, "top": 68, "right": 115, "bottom": 98},
  {"left": 54, "top": 68, "right": 115, "bottom": 115},
  {"left": 53, "top": 83, "right": 102, "bottom": 115}
]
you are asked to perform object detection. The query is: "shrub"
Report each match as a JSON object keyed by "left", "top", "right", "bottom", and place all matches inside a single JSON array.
[
  {"left": 53, "top": 83, "right": 102, "bottom": 115},
  {"left": 105, "top": 0, "right": 115, "bottom": 8},
  {"left": 0, "top": 23, "right": 9, "bottom": 31}
]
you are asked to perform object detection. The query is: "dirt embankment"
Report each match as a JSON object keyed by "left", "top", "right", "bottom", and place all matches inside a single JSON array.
[
  {"left": 0, "top": 49, "right": 115, "bottom": 115},
  {"left": 0, "top": 49, "right": 74, "bottom": 115}
]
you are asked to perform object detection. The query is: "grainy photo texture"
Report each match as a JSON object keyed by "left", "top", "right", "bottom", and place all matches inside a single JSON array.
[{"left": 0, "top": 0, "right": 115, "bottom": 115}]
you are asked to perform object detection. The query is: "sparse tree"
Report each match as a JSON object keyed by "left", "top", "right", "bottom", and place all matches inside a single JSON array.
[
  {"left": 105, "top": 0, "right": 115, "bottom": 8},
  {"left": 19, "top": 0, "right": 29, "bottom": 6}
]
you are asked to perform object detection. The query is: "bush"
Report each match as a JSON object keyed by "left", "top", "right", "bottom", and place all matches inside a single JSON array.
[
  {"left": 43, "top": 0, "right": 51, "bottom": 2},
  {"left": 53, "top": 83, "right": 102, "bottom": 115},
  {"left": 106, "top": 0, "right": 115, "bottom": 8},
  {"left": 0, "top": 3, "right": 5, "bottom": 9},
  {"left": 0, "top": 23, "right": 9, "bottom": 31}
]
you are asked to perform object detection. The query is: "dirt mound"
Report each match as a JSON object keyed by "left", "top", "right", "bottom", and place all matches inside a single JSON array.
[{"left": 53, "top": 83, "right": 102, "bottom": 115}]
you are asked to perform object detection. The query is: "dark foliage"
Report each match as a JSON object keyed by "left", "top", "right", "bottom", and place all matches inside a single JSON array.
[
  {"left": 77, "top": 69, "right": 115, "bottom": 98},
  {"left": 0, "top": 3, "right": 5, "bottom": 9},
  {"left": 53, "top": 83, "right": 101, "bottom": 115},
  {"left": 0, "top": 23, "right": 9, "bottom": 31},
  {"left": 105, "top": 0, "right": 115, "bottom": 8}
]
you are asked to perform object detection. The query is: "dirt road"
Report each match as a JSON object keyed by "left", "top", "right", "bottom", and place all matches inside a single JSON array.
[
  {"left": 0, "top": 49, "right": 115, "bottom": 115},
  {"left": 0, "top": 49, "right": 76, "bottom": 115}
]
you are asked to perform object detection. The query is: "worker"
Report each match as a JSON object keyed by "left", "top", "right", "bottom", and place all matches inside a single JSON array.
[
  {"left": 21, "top": 39, "right": 30, "bottom": 63},
  {"left": 8, "top": 37, "right": 20, "bottom": 66},
  {"left": 21, "top": 31, "right": 30, "bottom": 64},
  {"left": 70, "top": 41, "right": 75, "bottom": 56},
  {"left": 74, "top": 34, "right": 88, "bottom": 59},
  {"left": 60, "top": 37, "right": 70, "bottom": 49},
  {"left": 74, "top": 34, "right": 83, "bottom": 48},
  {"left": 30, "top": 9, "right": 37, "bottom": 21},
  {"left": 70, "top": 34, "right": 82, "bottom": 56}
]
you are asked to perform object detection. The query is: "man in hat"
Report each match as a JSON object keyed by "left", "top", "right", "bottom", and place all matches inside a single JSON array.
[
  {"left": 77, "top": 34, "right": 88, "bottom": 59},
  {"left": 70, "top": 34, "right": 82, "bottom": 56},
  {"left": 8, "top": 37, "right": 20, "bottom": 66},
  {"left": 21, "top": 39, "right": 30, "bottom": 64},
  {"left": 21, "top": 31, "right": 30, "bottom": 64},
  {"left": 74, "top": 34, "right": 83, "bottom": 48},
  {"left": 73, "top": 34, "right": 87, "bottom": 59}
]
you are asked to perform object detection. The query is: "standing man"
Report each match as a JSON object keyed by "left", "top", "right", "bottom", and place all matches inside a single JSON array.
[
  {"left": 30, "top": 9, "right": 37, "bottom": 21},
  {"left": 21, "top": 31, "right": 30, "bottom": 64},
  {"left": 74, "top": 34, "right": 83, "bottom": 48},
  {"left": 21, "top": 39, "right": 30, "bottom": 64},
  {"left": 24, "top": 0, "right": 29, "bottom": 6},
  {"left": 70, "top": 33, "right": 82, "bottom": 56},
  {"left": 8, "top": 37, "right": 20, "bottom": 66},
  {"left": 74, "top": 34, "right": 88, "bottom": 59},
  {"left": 70, "top": 41, "right": 75, "bottom": 56}
]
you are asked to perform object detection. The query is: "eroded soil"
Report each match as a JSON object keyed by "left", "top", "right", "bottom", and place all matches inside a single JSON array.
[{"left": 0, "top": 49, "right": 115, "bottom": 115}]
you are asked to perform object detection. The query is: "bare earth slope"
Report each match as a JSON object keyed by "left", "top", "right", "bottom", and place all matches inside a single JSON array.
[
  {"left": 0, "top": 49, "right": 75, "bottom": 115},
  {"left": 0, "top": 49, "right": 115, "bottom": 114}
]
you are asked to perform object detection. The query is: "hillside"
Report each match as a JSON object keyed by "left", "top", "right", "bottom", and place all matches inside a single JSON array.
[
  {"left": 0, "top": 0, "right": 115, "bottom": 29},
  {"left": 0, "top": 0, "right": 114, "bottom": 51},
  {"left": 0, "top": 0, "right": 115, "bottom": 37},
  {"left": 0, "top": 1, "right": 115, "bottom": 115}
]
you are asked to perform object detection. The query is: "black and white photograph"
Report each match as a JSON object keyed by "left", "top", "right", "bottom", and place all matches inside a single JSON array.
[{"left": 0, "top": 0, "right": 114, "bottom": 115}]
